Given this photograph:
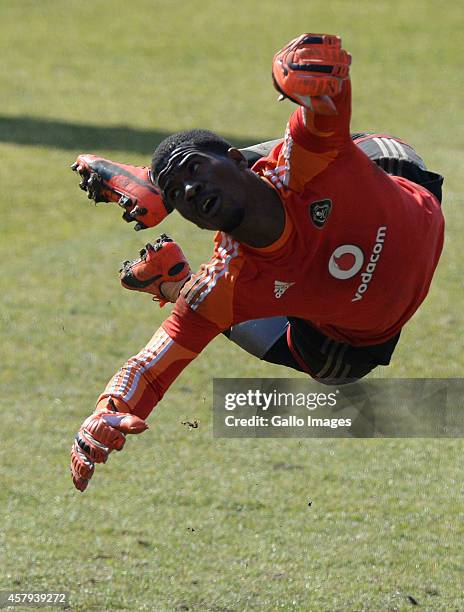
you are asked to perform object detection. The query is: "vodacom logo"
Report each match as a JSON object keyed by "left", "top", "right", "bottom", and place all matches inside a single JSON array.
[{"left": 328, "top": 245, "right": 364, "bottom": 280}]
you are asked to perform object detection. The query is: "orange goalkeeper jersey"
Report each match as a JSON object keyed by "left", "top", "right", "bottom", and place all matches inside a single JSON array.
[{"left": 99, "top": 81, "right": 444, "bottom": 419}]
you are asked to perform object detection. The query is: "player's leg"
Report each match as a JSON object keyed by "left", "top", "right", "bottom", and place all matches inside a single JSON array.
[
  {"left": 352, "top": 133, "right": 444, "bottom": 202},
  {"left": 223, "top": 317, "right": 297, "bottom": 369},
  {"left": 225, "top": 317, "right": 399, "bottom": 384},
  {"left": 239, "top": 139, "right": 283, "bottom": 167}
]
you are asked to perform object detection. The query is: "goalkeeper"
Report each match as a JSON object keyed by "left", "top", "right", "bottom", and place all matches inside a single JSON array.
[{"left": 70, "top": 34, "right": 445, "bottom": 491}]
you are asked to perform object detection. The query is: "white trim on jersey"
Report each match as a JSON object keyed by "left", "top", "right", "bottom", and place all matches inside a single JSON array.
[
  {"left": 185, "top": 234, "right": 232, "bottom": 305},
  {"left": 186, "top": 233, "right": 240, "bottom": 310},
  {"left": 107, "top": 329, "right": 173, "bottom": 402},
  {"left": 263, "top": 169, "right": 284, "bottom": 189}
]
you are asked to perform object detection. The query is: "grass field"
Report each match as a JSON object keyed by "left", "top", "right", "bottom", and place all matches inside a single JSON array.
[{"left": 1, "top": 1, "right": 463, "bottom": 610}]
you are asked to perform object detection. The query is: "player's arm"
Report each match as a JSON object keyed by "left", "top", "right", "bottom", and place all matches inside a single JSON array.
[
  {"left": 269, "top": 34, "right": 352, "bottom": 189},
  {"left": 71, "top": 155, "right": 171, "bottom": 230},
  {"left": 70, "top": 233, "right": 236, "bottom": 493},
  {"left": 70, "top": 304, "right": 222, "bottom": 492},
  {"left": 70, "top": 234, "right": 245, "bottom": 492}
]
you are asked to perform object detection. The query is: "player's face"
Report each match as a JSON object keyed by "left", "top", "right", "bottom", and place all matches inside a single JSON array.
[{"left": 158, "top": 149, "right": 248, "bottom": 232}]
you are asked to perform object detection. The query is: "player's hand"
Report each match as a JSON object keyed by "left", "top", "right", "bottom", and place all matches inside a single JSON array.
[
  {"left": 71, "top": 154, "right": 171, "bottom": 230},
  {"left": 119, "top": 234, "right": 191, "bottom": 306},
  {"left": 272, "top": 33, "right": 351, "bottom": 114},
  {"left": 70, "top": 399, "right": 148, "bottom": 492}
]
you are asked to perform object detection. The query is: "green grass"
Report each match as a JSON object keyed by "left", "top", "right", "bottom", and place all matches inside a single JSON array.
[{"left": 0, "top": 0, "right": 463, "bottom": 609}]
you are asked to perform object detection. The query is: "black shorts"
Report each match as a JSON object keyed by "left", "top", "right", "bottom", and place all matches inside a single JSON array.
[
  {"left": 287, "top": 318, "right": 401, "bottom": 384},
  {"left": 261, "top": 318, "right": 400, "bottom": 384}
]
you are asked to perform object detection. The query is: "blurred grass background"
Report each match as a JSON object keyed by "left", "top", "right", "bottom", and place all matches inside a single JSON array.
[{"left": 0, "top": 0, "right": 462, "bottom": 609}]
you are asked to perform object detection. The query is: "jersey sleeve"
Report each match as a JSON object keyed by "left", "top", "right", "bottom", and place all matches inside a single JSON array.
[
  {"left": 263, "top": 80, "right": 352, "bottom": 193},
  {"left": 97, "top": 305, "right": 224, "bottom": 421},
  {"left": 97, "top": 233, "right": 246, "bottom": 420}
]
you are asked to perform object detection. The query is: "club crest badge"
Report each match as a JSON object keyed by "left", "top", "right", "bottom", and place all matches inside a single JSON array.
[{"left": 309, "top": 199, "right": 332, "bottom": 228}]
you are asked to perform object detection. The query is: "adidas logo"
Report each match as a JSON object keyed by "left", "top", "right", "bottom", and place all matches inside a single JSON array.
[{"left": 274, "top": 280, "right": 295, "bottom": 299}]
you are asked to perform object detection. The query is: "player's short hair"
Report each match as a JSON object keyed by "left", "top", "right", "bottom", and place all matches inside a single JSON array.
[{"left": 151, "top": 129, "right": 232, "bottom": 183}]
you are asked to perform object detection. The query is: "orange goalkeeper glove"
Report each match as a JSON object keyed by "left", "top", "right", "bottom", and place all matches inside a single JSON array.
[
  {"left": 71, "top": 154, "right": 171, "bottom": 230},
  {"left": 272, "top": 33, "right": 351, "bottom": 114},
  {"left": 119, "top": 234, "right": 191, "bottom": 306},
  {"left": 70, "top": 399, "right": 148, "bottom": 492}
]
